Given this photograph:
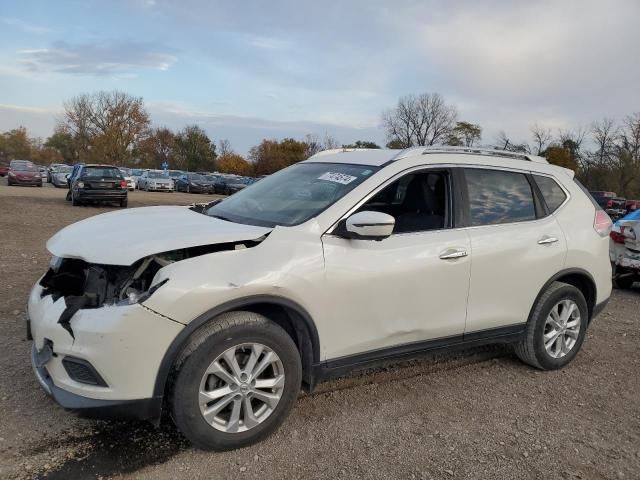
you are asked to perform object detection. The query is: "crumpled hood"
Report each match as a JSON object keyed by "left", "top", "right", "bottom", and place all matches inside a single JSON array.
[{"left": 47, "top": 206, "right": 272, "bottom": 265}]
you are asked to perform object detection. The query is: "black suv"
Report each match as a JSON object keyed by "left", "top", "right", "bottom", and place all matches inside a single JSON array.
[{"left": 66, "top": 164, "right": 128, "bottom": 207}]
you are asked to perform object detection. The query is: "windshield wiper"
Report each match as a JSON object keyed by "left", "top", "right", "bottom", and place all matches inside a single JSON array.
[{"left": 209, "top": 214, "right": 235, "bottom": 222}]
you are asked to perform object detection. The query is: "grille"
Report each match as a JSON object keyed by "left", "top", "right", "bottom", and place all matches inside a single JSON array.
[{"left": 62, "top": 357, "right": 108, "bottom": 387}]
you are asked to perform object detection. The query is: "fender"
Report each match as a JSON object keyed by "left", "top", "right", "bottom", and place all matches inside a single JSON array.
[
  {"left": 527, "top": 267, "right": 598, "bottom": 323},
  {"left": 152, "top": 294, "right": 320, "bottom": 398}
]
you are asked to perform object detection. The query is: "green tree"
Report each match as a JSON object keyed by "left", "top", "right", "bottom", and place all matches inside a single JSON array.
[
  {"left": 174, "top": 125, "right": 216, "bottom": 171},
  {"left": 0, "top": 127, "right": 32, "bottom": 160},
  {"left": 542, "top": 145, "right": 579, "bottom": 170},
  {"left": 44, "top": 127, "right": 78, "bottom": 163},
  {"left": 446, "top": 121, "right": 482, "bottom": 147},
  {"left": 249, "top": 138, "right": 308, "bottom": 175},
  {"left": 342, "top": 140, "right": 380, "bottom": 149}
]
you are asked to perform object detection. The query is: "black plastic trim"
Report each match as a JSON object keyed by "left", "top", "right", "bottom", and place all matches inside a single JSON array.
[
  {"left": 529, "top": 268, "right": 598, "bottom": 322},
  {"left": 152, "top": 295, "right": 320, "bottom": 398},
  {"left": 62, "top": 356, "right": 109, "bottom": 387},
  {"left": 314, "top": 324, "right": 525, "bottom": 381},
  {"left": 592, "top": 297, "right": 610, "bottom": 321}
]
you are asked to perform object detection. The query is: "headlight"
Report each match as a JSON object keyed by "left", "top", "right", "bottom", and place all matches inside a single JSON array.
[
  {"left": 77, "top": 181, "right": 84, "bottom": 188},
  {"left": 8, "top": 171, "right": 15, "bottom": 177}
]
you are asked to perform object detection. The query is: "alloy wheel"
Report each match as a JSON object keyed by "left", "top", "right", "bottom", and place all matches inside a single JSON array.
[
  {"left": 198, "top": 343, "right": 285, "bottom": 433},
  {"left": 543, "top": 299, "right": 581, "bottom": 358}
]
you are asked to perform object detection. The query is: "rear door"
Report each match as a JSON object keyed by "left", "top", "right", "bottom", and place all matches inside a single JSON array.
[{"left": 461, "top": 167, "right": 568, "bottom": 334}]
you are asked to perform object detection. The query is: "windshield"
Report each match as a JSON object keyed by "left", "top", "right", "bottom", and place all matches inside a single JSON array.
[
  {"left": 83, "top": 167, "right": 122, "bottom": 178},
  {"left": 206, "top": 162, "right": 378, "bottom": 227},
  {"left": 189, "top": 174, "right": 205, "bottom": 182},
  {"left": 14, "top": 164, "right": 37, "bottom": 172},
  {"left": 169, "top": 170, "right": 182, "bottom": 178},
  {"left": 131, "top": 169, "right": 143, "bottom": 176},
  {"left": 148, "top": 171, "right": 167, "bottom": 178},
  {"left": 204, "top": 175, "right": 218, "bottom": 182},
  {"left": 58, "top": 166, "right": 73, "bottom": 174}
]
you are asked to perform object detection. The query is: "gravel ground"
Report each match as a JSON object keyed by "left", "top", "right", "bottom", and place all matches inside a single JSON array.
[{"left": 0, "top": 179, "right": 639, "bottom": 480}]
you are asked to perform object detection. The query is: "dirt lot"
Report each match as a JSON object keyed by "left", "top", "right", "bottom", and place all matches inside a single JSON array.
[{"left": 1, "top": 179, "right": 639, "bottom": 480}]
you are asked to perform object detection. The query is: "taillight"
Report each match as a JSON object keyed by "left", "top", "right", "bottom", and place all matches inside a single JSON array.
[
  {"left": 594, "top": 210, "right": 612, "bottom": 237},
  {"left": 610, "top": 230, "right": 625, "bottom": 244},
  {"left": 120, "top": 180, "right": 127, "bottom": 188},
  {"left": 606, "top": 200, "right": 613, "bottom": 208}
]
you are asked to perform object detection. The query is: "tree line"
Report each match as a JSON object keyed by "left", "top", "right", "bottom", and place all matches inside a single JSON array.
[{"left": 1, "top": 89, "right": 638, "bottom": 197}]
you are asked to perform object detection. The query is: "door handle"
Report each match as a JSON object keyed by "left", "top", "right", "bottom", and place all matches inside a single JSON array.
[
  {"left": 538, "top": 236, "right": 559, "bottom": 245},
  {"left": 439, "top": 248, "right": 468, "bottom": 260}
]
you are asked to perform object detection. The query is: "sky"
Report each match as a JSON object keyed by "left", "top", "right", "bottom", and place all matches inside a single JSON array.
[{"left": 0, "top": 0, "right": 638, "bottom": 155}]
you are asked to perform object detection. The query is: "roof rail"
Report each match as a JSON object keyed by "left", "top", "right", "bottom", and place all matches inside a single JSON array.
[
  {"left": 309, "top": 147, "right": 381, "bottom": 158},
  {"left": 392, "top": 146, "right": 548, "bottom": 164}
]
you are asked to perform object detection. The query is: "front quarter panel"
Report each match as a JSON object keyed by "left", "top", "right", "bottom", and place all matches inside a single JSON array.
[{"left": 142, "top": 224, "right": 326, "bottom": 330}]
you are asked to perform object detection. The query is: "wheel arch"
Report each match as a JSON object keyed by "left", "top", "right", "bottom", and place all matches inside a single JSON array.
[
  {"left": 153, "top": 295, "right": 321, "bottom": 399},
  {"left": 530, "top": 268, "right": 597, "bottom": 322}
]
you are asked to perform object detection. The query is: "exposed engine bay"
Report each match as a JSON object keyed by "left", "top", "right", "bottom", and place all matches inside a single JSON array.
[{"left": 39, "top": 239, "right": 264, "bottom": 337}]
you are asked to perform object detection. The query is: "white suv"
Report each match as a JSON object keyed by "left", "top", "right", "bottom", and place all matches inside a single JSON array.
[{"left": 28, "top": 147, "right": 612, "bottom": 450}]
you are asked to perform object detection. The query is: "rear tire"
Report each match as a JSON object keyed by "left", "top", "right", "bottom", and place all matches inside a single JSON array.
[
  {"left": 515, "top": 281, "right": 588, "bottom": 370},
  {"left": 120, "top": 198, "right": 128, "bottom": 208},
  {"left": 170, "top": 311, "right": 302, "bottom": 451},
  {"left": 71, "top": 191, "right": 80, "bottom": 206}
]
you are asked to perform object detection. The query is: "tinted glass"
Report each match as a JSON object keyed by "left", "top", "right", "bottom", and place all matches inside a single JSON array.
[
  {"left": 148, "top": 171, "right": 166, "bottom": 178},
  {"left": 82, "top": 167, "right": 122, "bottom": 178},
  {"left": 14, "top": 164, "right": 38, "bottom": 172},
  {"left": 206, "top": 162, "right": 378, "bottom": 227},
  {"left": 534, "top": 175, "right": 567, "bottom": 212},
  {"left": 465, "top": 169, "right": 536, "bottom": 226}
]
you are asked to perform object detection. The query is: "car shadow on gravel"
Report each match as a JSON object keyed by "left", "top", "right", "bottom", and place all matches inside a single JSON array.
[
  {"left": 31, "top": 419, "right": 189, "bottom": 480},
  {"left": 31, "top": 345, "right": 511, "bottom": 479}
]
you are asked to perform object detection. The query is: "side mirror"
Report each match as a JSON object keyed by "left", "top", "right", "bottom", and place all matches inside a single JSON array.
[{"left": 344, "top": 211, "right": 395, "bottom": 240}]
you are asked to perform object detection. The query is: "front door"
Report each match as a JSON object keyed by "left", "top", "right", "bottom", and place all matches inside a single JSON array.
[{"left": 320, "top": 168, "right": 471, "bottom": 361}]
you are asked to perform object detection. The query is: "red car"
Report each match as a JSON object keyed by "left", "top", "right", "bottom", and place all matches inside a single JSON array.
[
  {"left": 626, "top": 199, "right": 640, "bottom": 213},
  {"left": 0, "top": 163, "right": 8, "bottom": 177},
  {"left": 7, "top": 162, "right": 42, "bottom": 187}
]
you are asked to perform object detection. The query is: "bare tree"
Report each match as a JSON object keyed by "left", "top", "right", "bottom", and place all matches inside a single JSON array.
[
  {"left": 530, "top": 124, "right": 553, "bottom": 155},
  {"left": 494, "top": 131, "right": 529, "bottom": 153},
  {"left": 382, "top": 93, "right": 457, "bottom": 147},
  {"left": 218, "top": 138, "right": 233, "bottom": 156},
  {"left": 591, "top": 118, "right": 618, "bottom": 167},
  {"left": 60, "top": 91, "right": 150, "bottom": 164}
]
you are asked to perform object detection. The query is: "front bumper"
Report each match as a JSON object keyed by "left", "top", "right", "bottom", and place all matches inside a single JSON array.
[
  {"left": 10, "top": 177, "right": 42, "bottom": 185},
  {"left": 28, "top": 282, "right": 183, "bottom": 407},
  {"left": 31, "top": 343, "right": 163, "bottom": 420},
  {"left": 147, "top": 184, "right": 173, "bottom": 191}
]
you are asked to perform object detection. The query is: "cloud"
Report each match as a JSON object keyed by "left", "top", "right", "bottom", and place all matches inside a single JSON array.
[
  {"left": 17, "top": 41, "right": 177, "bottom": 76},
  {"left": 0, "top": 17, "right": 51, "bottom": 34}
]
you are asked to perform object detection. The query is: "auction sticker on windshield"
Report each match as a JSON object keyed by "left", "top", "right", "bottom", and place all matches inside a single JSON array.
[{"left": 318, "top": 172, "right": 358, "bottom": 185}]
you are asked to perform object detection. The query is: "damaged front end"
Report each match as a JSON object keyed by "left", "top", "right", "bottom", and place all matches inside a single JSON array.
[{"left": 39, "top": 239, "right": 264, "bottom": 337}]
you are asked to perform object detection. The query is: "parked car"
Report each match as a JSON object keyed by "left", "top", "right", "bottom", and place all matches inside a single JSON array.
[
  {"left": 129, "top": 169, "right": 144, "bottom": 188},
  {"left": 47, "top": 163, "right": 68, "bottom": 182},
  {"left": 138, "top": 170, "right": 174, "bottom": 192},
  {"left": 625, "top": 199, "right": 640, "bottom": 214},
  {"left": 67, "top": 164, "right": 128, "bottom": 207},
  {"left": 27, "top": 147, "right": 612, "bottom": 451},
  {"left": 225, "top": 177, "right": 252, "bottom": 195},
  {"left": 118, "top": 168, "right": 136, "bottom": 191},
  {"left": 7, "top": 161, "right": 42, "bottom": 187},
  {"left": 51, "top": 165, "right": 73, "bottom": 188},
  {"left": 589, "top": 191, "right": 626, "bottom": 220},
  {"left": 175, "top": 173, "right": 214, "bottom": 194},
  {"left": 610, "top": 209, "right": 640, "bottom": 289},
  {"left": 0, "top": 162, "right": 9, "bottom": 177}
]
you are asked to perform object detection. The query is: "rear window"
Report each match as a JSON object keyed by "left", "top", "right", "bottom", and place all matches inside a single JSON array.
[
  {"left": 534, "top": 175, "right": 567, "bottom": 213},
  {"left": 82, "top": 167, "right": 122, "bottom": 178},
  {"left": 464, "top": 168, "right": 536, "bottom": 226}
]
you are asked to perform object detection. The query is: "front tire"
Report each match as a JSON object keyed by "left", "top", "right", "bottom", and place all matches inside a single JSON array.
[
  {"left": 170, "top": 311, "right": 302, "bottom": 450},
  {"left": 515, "top": 282, "right": 588, "bottom": 370},
  {"left": 71, "top": 191, "right": 81, "bottom": 206}
]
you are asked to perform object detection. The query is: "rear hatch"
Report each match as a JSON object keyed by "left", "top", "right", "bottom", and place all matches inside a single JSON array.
[{"left": 82, "top": 166, "right": 123, "bottom": 190}]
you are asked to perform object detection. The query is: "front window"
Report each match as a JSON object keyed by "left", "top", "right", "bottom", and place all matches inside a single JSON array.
[
  {"left": 14, "top": 164, "right": 38, "bottom": 172},
  {"left": 148, "top": 171, "right": 166, "bottom": 178},
  {"left": 206, "top": 162, "right": 378, "bottom": 227},
  {"left": 131, "top": 169, "right": 143, "bottom": 176}
]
